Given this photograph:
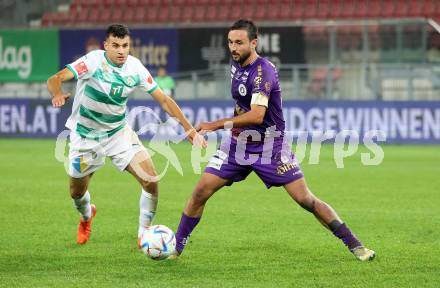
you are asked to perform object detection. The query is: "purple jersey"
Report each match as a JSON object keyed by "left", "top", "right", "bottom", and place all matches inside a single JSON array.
[
  {"left": 230, "top": 56, "right": 285, "bottom": 137},
  {"left": 203, "top": 56, "right": 303, "bottom": 188}
]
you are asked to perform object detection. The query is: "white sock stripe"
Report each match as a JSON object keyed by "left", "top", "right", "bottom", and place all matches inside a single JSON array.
[
  {"left": 139, "top": 188, "right": 157, "bottom": 234},
  {"left": 73, "top": 190, "right": 90, "bottom": 206},
  {"left": 140, "top": 210, "right": 155, "bottom": 223},
  {"left": 73, "top": 190, "right": 91, "bottom": 221},
  {"left": 141, "top": 189, "right": 157, "bottom": 200}
]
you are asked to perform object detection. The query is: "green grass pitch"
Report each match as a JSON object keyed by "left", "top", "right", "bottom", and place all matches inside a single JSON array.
[{"left": 0, "top": 139, "right": 439, "bottom": 287}]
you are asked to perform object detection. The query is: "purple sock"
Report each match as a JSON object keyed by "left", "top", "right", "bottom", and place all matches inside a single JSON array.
[
  {"left": 175, "top": 213, "right": 200, "bottom": 254},
  {"left": 333, "top": 223, "right": 362, "bottom": 251}
]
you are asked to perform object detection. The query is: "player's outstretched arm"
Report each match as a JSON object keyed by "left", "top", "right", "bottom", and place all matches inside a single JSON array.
[
  {"left": 47, "top": 68, "right": 74, "bottom": 108},
  {"left": 196, "top": 104, "right": 266, "bottom": 133},
  {"left": 150, "top": 88, "right": 207, "bottom": 148}
]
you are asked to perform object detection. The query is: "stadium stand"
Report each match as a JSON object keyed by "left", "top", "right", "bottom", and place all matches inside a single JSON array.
[
  {"left": 40, "top": 0, "right": 440, "bottom": 27},
  {"left": 3, "top": 0, "right": 440, "bottom": 101}
]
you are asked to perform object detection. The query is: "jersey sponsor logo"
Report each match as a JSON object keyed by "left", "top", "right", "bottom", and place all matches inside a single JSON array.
[
  {"left": 126, "top": 76, "right": 134, "bottom": 86},
  {"left": 234, "top": 71, "right": 243, "bottom": 80},
  {"left": 147, "top": 76, "right": 153, "bottom": 84},
  {"left": 254, "top": 76, "right": 262, "bottom": 89},
  {"left": 274, "top": 150, "right": 299, "bottom": 175},
  {"left": 102, "top": 62, "right": 110, "bottom": 73},
  {"left": 238, "top": 83, "right": 247, "bottom": 96},
  {"left": 242, "top": 71, "right": 249, "bottom": 82},
  {"left": 265, "top": 81, "right": 271, "bottom": 92},
  {"left": 234, "top": 70, "right": 249, "bottom": 82},
  {"left": 276, "top": 162, "right": 297, "bottom": 175},
  {"left": 74, "top": 61, "right": 88, "bottom": 76},
  {"left": 254, "top": 64, "right": 263, "bottom": 89},
  {"left": 110, "top": 83, "right": 124, "bottom": 98}
]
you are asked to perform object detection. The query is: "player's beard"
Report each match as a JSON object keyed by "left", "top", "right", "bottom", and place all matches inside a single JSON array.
[{"left": 232, "top": 50, "right": 251, "bottom": 65}]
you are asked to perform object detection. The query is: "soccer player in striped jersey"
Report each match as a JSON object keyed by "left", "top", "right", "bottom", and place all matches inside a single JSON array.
[
  {"left": 173, "top": 20, "right": 375, "bottom": 261},
  {"left": 47, "top": 24, "right": 206, "bottom": 246}
]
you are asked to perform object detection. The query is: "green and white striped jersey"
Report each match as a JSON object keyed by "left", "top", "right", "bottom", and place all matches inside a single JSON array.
[{"left": 66, "top": 50, "right": 157, "bottom": 140}]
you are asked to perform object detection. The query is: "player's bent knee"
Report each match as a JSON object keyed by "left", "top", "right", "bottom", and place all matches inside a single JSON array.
[
  {"left": 135, "top": 169, "right": 159, "bottom": 184},
  {"left": 129, "top": 151, "right": 159, "bottom": 183}
]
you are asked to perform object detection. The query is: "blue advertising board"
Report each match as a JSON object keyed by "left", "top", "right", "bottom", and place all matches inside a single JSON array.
[
  {"left": 0, "top": 99, "right": 439, "bottom": 144},
  {"left": 59, "top": 28, "right": 178, "bottom": 74}
]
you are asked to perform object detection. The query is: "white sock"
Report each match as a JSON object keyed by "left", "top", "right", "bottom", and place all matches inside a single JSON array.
[
  {"left": 138, "top": 189, "right": 157, "bottom": 238},
  {"left": 73, "top": 190, "right": 92, "bottom": 221}
]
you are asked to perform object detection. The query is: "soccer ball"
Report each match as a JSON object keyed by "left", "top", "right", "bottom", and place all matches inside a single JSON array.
[{"left": 140, "top": 225, "right": 176, "bottom": 260}]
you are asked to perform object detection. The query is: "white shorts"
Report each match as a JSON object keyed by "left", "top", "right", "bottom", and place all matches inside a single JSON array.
[{"left": 68, "top": 125, "right": 145, "bottom": 178}]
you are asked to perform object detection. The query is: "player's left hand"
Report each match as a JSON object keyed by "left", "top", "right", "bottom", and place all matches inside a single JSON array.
[{"left": 187, "top": 129, "right": 208, "bottom": 148}]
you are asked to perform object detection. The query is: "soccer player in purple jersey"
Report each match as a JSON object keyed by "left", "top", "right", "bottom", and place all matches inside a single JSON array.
[{"left": 173, "top": 20, "right": 375, "bottom": 261}]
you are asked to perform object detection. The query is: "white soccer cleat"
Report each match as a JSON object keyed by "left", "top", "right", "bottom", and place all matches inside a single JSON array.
[{"left": 352, "top": 246, "right": 376, "bottom": 261}]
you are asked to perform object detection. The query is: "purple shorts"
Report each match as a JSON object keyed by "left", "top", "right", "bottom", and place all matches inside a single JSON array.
[{"left": 205, "top": 136, "right": 304, "bottom": 188}]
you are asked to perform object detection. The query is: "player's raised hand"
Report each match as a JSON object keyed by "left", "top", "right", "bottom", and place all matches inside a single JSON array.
[
  {"left": 186, "top": 129, "right": 208, "bottom": 148},
  {"left": 52, "top": 93, "right": 71, "bottom": 108}
]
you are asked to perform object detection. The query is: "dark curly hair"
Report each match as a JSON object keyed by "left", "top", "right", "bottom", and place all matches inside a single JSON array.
[
  {"left": 106, "top": 24, "right": 130, "bottom": 39},
  {"left": 229, "top": 19, "right": 258, "bottom": 40}
]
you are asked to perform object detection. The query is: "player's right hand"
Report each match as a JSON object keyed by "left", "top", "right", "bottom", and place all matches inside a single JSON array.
[
  {"left": 193, "top": 132, "right": 208, "bottom": 148},
  {"left": 187, "top": 129, "right": 208, "bottom": 148},
  {"left": 52, "top": 93, "right": 70, "bottom": 108}
]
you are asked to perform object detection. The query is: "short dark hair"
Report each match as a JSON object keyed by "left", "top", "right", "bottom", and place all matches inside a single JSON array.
[
  {"left": 106, "top": 24, "right": 130, "bottom": 39},
  {"left": 229, "top": 19, "right": 258, "bottom": 40}
]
